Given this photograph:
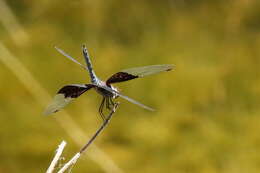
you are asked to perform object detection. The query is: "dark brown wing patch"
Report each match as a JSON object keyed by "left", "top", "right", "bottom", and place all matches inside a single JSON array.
[
  {"left": 58, "top": 84, "right": 92, "bottom": 98},
  {"left": 106, "top": 72, "right": 138, "bottom": 85}
]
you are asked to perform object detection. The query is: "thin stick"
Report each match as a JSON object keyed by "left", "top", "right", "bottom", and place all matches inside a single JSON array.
[
  {"left": 57, "top": 153, "right": 81, "bottom": 173},
  {"left": 46, "top": 141, "right": 67, "bottom": 173},
  {"left": 80, "top": 103, "right": 119, "bottom": 153},
  {"left": 57, "top": 103, "right": 119, "bottom": 173}
]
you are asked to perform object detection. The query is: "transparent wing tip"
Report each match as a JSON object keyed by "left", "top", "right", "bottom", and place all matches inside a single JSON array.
[
  {"left": 145, "top": 107, "right": 155, "bottom": 112},
  {"left": 163, "top": 64, "right": 175, "bottom": 71},
  {"left": 54, "top": 46, "right": 62, "bottom": 52},
  {"left": 43, "top": 105, "right": 59, "bottom": 116}
]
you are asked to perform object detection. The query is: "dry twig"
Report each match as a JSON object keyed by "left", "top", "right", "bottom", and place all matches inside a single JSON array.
[
  {"left": 47, "top": 103, "right": 119, "bottom": 173},
  {"left": 46, "top": 141, "right": 67, "bottom": 173}
]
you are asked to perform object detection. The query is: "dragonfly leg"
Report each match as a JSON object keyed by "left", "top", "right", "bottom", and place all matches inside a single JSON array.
[
  {"left": 105, "top": 97, "right": 110, "bottom": 110},
  {"left": 106, "top": 97, "right": 115, "bottom": 110},
  {"left": 109, "top": 97, "right": 115, "bottom": 107},
  {"left": 98, "top": 97, "right": 106, "bottom": 121},
  {"left": 100, "top": 97, "right": 118, "bottom": 121}
]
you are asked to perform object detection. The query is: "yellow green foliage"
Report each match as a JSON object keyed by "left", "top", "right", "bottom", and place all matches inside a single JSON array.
[{"left": 0, "top": 0, "right": 260, "bottom": 172}]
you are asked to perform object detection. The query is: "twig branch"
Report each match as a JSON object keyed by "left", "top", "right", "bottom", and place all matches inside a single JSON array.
[
  {"left": 56, "top": 103, "right": 119, "bottom": 173},
  {"left": 46, "top": 141, "right": 67, "bottom": 173},
  {"left": 57, "top": 153, "right": 80, "bottom": 173},
  {"left": 80, "top": 103, "right": 119, "bottom": 154}
]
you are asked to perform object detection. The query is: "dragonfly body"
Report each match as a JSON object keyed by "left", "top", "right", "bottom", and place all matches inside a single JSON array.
[
  {"left": 82, "top": 46, "right": 100, "bottom": 84},
  {"left": 44, "top": 45, "right": 173, "bottom": 120},
  {"left": 82, "top": 45, "right": 119, "bottom": 114}
]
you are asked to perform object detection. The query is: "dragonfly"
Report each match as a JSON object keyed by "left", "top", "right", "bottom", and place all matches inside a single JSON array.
[{"left": 44, "top": 45, "right": 173, "bottom": 120}]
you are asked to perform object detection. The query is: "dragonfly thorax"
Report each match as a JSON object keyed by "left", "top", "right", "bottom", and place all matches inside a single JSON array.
[{"left": 94, "top": 81, "right": 119, "bottom": 98}]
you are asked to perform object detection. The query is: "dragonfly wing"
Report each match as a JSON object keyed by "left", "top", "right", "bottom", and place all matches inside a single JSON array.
[
  {"left": 55, "top": 46, "right": 86, "bottom": 69},
  {"left": 93, "top": 84, "right": 154, "bottom": 111},
  {"left": 106, "top": 64, "right": 173, "bottom": 84},
  {"left": 44, "top": 84, "right": 93, "bottom": 115},
  {"left": 116, "top": 92, "right": 155, "bottom": 111}
]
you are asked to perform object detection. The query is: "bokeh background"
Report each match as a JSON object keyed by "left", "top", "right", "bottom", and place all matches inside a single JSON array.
[{"left": 0, "top": 0, "right": 260, "bottom": 172}]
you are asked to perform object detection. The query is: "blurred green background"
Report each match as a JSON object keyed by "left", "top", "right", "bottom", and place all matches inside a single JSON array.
[{"left": 0, "top": 0, "right": 260, "bottom": 172}]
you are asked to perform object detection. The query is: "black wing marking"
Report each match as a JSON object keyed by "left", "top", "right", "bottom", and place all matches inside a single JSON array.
[
  {"left": 44, "top": 84, "right": 93, "bottom": 115},
  {"left": 106, "top": 64, "right": 173, "bottom": 84},
  {"left": 106, "top": 72, "right": 137, "bottom": 85},
  {"left": 57, "top": 84, "right": 91, "bottom": 98}
]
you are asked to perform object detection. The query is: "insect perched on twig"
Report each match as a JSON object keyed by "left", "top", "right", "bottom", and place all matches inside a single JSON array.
[{"left": 44, "top": 45, "right": 173, "bottom": 120}]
